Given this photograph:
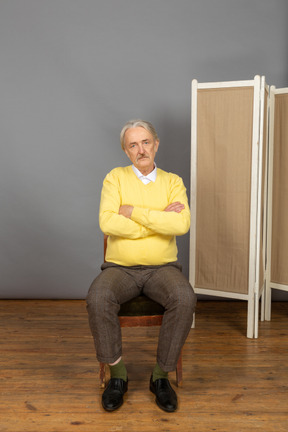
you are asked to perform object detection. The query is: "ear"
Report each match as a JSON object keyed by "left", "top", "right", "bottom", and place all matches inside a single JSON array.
[{"left": 154, "top": 140, "right": 160, "bottom": 153}]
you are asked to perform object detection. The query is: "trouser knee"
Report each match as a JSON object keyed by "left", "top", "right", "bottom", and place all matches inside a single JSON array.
[
  {"left": 168, "top": 284, "right": 196, "bottom": 315},
  {"left": 87, "top": 278, "right": 120, "bottom": 321}
]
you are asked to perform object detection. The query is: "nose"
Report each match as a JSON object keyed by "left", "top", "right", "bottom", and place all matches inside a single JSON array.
[{"left": 138, "top": 143, "right": 144, "bottom": 154}]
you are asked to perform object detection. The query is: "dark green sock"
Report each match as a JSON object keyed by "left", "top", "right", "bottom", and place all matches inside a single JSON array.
[
  {"left": 109, "top": 358, "right": 127, "bottom": 381},
  {"left": 152, "top": 363, "right": 168, "bottom": 382}
]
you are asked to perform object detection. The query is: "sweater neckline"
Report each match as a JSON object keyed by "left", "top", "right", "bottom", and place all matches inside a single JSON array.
[{"left": 129, "top": 165, "right": 160, "bottom": 187}]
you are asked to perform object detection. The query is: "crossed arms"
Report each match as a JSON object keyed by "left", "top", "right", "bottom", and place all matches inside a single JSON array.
[
  {"left": 99, "top": 172, "right": 190, "bottom": 239},
  {"left": 119, "top": 202, "right": 185, "bottom": 218}
]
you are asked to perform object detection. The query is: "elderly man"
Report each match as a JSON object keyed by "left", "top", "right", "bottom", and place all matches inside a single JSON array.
[{"left": 86, "top": 120, "right": 196, "bottom": 412}]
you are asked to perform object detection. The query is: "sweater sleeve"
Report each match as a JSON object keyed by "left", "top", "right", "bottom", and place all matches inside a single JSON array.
[
  {"left": 99, "top": 170, "right": 154, "bottom": 239},
  {"left": 131, "top": 174, "right": 191, "bottom": 236}
]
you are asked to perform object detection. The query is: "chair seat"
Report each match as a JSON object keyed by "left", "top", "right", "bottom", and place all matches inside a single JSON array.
[{"left": 119, "top": 295, "right": 165, "bottom": 317}]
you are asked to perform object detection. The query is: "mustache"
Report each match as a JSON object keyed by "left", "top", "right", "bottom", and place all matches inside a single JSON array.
[{"left": 136, "top": 154, "right": 150, "bottom": 161}]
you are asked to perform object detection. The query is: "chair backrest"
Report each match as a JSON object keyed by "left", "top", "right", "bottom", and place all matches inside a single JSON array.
[{"left": 104, "top": 234, "right": 108, "bottom": 262}]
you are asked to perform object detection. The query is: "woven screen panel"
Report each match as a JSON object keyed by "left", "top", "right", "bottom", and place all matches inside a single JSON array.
[
  {"left": 195, "top": 87, "right": 254, "bottom": 294},
  {"left": 271, "top": 93, "right": 288, "bottom": 285}
]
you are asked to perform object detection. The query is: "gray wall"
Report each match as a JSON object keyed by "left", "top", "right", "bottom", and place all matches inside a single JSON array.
[{"left": 1, "top": 0, "right": 287, "bottom": 298}]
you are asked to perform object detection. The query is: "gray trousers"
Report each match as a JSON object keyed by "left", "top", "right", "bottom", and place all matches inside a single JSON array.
[{"left": 86, "top": 261, "right": 196, "bottom": 372}]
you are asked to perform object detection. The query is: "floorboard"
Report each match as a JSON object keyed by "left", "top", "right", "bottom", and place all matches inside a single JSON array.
[{"left": 0, "top": 300, "right": 287, "bottom": 432}]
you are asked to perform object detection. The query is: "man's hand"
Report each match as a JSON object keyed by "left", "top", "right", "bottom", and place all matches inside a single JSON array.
[
  {"left": 164, "top": 202, "right": 185, "bottom": 213},
  {"left": 119, "top": 205, "right": 134, "bottom": 219}
]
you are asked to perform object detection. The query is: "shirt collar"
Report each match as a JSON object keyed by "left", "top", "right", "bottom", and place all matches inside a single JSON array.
[{"left": 132, "top": 164, "right": 157, "bottom": 184}]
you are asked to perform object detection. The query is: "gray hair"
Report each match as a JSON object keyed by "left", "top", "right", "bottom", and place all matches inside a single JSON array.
[{"left": 120, "top": 119, "right": 159, "bottom": 150}]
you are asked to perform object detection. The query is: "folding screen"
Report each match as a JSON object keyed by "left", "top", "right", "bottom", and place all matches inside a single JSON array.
[
  {"left": 265, "top": 87, "right": 288, "bottom": 320},
  {"left": 190, "top": 76, "right": 269, "bottom": 338}
]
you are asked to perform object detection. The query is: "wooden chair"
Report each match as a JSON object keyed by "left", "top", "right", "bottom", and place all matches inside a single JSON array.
[{"left": 99, "top": 235, "right": 183, "bottom": 388}]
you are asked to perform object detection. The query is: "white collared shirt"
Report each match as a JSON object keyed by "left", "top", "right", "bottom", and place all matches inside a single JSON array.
[{"left": 132, "top": 164, "right": 157, "bottom": 185}]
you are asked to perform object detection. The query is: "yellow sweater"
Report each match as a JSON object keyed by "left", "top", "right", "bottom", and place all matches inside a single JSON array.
[{"left": 99, "top": 166, "right": 190, "bottom": 266}]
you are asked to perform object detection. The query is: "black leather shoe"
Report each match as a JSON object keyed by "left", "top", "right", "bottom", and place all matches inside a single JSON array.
[
  {"left": 102, "top": 378, "right": 128, "bottom": 411},
  {"left": 150, "top": 375, "right": 178, "bottom": 412}
]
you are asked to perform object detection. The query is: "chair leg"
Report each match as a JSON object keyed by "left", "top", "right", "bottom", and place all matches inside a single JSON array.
[
  {"left": 99, "top": 362, "right": 106, "bottom": 388},
  {"left": 176, "top": 351, "right": 183, "bottom": 387},
  {"left": 191, "top": 312, "right": 195, "bottom": 328}
]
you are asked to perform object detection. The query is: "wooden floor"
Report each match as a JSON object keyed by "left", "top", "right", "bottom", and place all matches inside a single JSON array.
[{"left": 0, "top": 300, "right": 287, "bottom": 432}]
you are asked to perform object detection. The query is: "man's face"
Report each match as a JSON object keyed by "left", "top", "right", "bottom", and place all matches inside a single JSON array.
[{"left": 123, "top": 126, "right": 159, "bottom": 175}]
